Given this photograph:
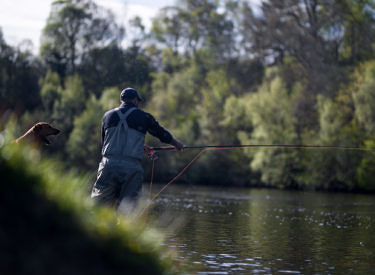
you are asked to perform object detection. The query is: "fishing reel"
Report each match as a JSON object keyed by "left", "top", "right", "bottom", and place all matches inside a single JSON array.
[
  {"left": 144, "top": 145, "right": 159, "bottom": 160},
  {"left": 148, "top": 150, "right": 159, "bottom": 161}
]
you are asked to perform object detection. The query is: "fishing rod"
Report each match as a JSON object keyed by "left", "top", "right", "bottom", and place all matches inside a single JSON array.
[
  {"left": 139, "top": 143, "right": 374, "bottom": 218},
  {"left": 151, "top": 144, "right": 374, "bottom": 151}
]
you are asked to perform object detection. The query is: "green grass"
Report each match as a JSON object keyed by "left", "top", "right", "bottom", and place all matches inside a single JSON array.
[{"left": 0, "top": 142, "right": 178, "bottom": 274}]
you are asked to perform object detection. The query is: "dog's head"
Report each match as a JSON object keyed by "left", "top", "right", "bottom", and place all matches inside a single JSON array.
[{"left": 33, "top": 122, "right": 61, "bottom": 145}]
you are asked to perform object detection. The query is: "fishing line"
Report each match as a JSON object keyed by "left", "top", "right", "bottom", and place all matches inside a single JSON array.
[
  {"left": 138, "top": 144, "right": 374, "bottom": 218},
  {"left": 149, "top": 158, "right": 155, "bottom": 200},
  {"left": 151, "top": 144, "right": 374, "bottom": 151},
  {"left": 140, "top": 148, "right": 207, "bottom": 218}
]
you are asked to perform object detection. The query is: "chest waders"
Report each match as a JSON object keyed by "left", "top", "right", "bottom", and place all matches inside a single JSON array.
[
  {"left": 102, "top": 107, "right": 145, "bottom": 160},
  {"left": 91, "top": 107, "right": 145, "bottom": 212}
]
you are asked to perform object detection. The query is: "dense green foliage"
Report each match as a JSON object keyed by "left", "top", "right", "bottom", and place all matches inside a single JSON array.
[
  {"left": 1, "top": 0, "right": 375, "bottom": 191},
  {"left": 0, "top": 141, "right": 175, "bottom": 274}
]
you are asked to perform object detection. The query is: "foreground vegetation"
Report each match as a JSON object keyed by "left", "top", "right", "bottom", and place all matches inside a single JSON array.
[
  {"left": 1, "top": 0, "right": 375, "bottom": 191},
  {"left": 0, "top": 141, "right": 176, "bottom": 274}
]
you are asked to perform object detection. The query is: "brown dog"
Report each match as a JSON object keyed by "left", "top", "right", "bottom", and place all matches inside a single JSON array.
[{"left": 14, "top": 122, "right": 60, "bottom": 146}]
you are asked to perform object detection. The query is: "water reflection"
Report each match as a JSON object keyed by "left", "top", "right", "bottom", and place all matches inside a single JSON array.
[{"left": 146, "top": 185, "right": 375, "bottom": 274}]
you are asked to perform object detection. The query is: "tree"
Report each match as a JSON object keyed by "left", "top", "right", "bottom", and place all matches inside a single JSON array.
[
  {"left": 78, "top": 45, "right": 153, "bottom": 98},
  {"left": 306, "top": 95, "right": 360, "bottom": 190},
  {"left": 351, "top": 61, "right": 375, "bottom": 191},
  {"left": 0, "top": 29, "right": 42, "bottom": 113},
  {"left": 337, "top": 0, "right": 375, "bottom": 64},
  {"left": 229, "top": 68, "right": 302, "bottom": 188},
  {"left": 128, "top": 16, "right": 147, "bottom": 48},
  {"left": 239, "top": 0, "right": 364, "bottom": 95},
  {"left": 51, "top": 74, "right": 86, "bottom": 153},
  {"left": 151, "top": 0, "right": 236, "bottom": 62},
  {"left": 67, "top": 87, "right": 119, "bottom": 169},
  {"left": 356, "top": 140, "right": 375, "bottom": 191},
  {"left": 67, "top": 95, "right": 103, "bottom": 169},
  {"left": 39, "top": 70, "right": 62, "bottom": 115},
  {"left": 241, "top": 0, "right": 341, "bottom": 64},
  {"left": 40, "top": 0, "right": 124, "bottom": 77},
  {"left": 148, "top": 64, "right": 201, "bottom": 131},
  {"left": 302, "top": 61, "right": 375, "bottom": 191},
  {"left": 151, "top": 7, "right": 185, "bottom": 54},
  {"left": 352, "top": 61, "right": 375, "bottom": 136}
]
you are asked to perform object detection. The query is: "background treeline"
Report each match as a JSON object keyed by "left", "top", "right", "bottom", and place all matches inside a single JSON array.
[{"left": 1, "top": 0, "right": 375, "bottom": 192}]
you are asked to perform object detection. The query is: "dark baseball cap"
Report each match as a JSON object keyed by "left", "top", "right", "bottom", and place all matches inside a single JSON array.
[{"left": 120, "top": 87, "right": 143, "bottom": 101}]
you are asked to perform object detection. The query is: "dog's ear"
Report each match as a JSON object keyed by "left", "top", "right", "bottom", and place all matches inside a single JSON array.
[{"left": 34, "top": 124, "right": 43, "bottom": 133}]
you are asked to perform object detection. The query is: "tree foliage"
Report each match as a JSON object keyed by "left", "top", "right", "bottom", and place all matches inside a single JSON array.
[
  {"left": 40, "top": 0, "right": 124, "bottom": 77},
  {"left": 232, "top": 69, "right": 302, "bottom": 187},
  {"left": 0, "top": 29, "right": 42, "bottom": 112},
  {"left": 151, "top": 0, "right": 236, "bottom": 61},
  {"left": 2, "top": 0, "right": 375, "bottom": 191},
  {"left": 66, "top": 87, "right": 119, "bottom": 169}
]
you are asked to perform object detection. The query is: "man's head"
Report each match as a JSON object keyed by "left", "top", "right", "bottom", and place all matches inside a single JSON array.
[{"left": 120, "top": 88, "right": 143, "bottom": 107}]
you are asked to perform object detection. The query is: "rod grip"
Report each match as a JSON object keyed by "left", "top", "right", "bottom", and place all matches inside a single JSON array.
[{"left": 151, "top": 146, "right": 177, "bottom": 151}]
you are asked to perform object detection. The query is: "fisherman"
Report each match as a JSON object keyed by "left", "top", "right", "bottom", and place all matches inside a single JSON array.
[{"left": 91, "top": 87, "right": 184, "bottom": 213}]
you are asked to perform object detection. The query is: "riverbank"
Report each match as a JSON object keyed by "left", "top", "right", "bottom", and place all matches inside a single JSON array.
[{"left": 0, "top": 144, "right": 178, "bottom": 274}]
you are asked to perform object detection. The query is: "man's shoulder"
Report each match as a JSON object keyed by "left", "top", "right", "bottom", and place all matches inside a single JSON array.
[
  {"left": 138, "top": 108, "right": 151, "bottom": 116},
  {"left": 103, "top": 108, "right": 120, "bottom": 119},
  {"left": 139, "top": 110, "right": 156, "bottom": 121},
  {"left": 103, "top": 106, "right": 154, "bottom": 122},
  {"left": 128, "top": 107, "right": 153, "bottom": 119}
]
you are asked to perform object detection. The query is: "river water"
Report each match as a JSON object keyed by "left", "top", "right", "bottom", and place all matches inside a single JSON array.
[{"left": 146, "top": 184, "right": 375, "bottom": 274}]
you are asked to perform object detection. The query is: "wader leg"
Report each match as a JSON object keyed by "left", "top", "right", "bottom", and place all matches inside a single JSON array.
[
  {"left": 91, "top": 163, "right": 120, "bottom": 208},
  {"left": 117, "top": 169, "right": 143, "bottom": 214}
]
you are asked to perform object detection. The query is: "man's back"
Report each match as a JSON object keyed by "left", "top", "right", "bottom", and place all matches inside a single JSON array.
[
  {"left": 102, "top": 106, "right": 145, "bottom": 160},
  {"left": 101, "top": 102, "right": 173, "bottom": 148}
]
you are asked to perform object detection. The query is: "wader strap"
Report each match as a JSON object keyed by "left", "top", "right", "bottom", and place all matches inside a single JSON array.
[{"left": 115, "top": 107, "right": 137, "bottom": 121}]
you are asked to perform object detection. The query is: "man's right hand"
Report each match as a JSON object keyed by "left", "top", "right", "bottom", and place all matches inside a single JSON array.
[{"left": 171, "top": 138, "right": 184, "bottom": 151}]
